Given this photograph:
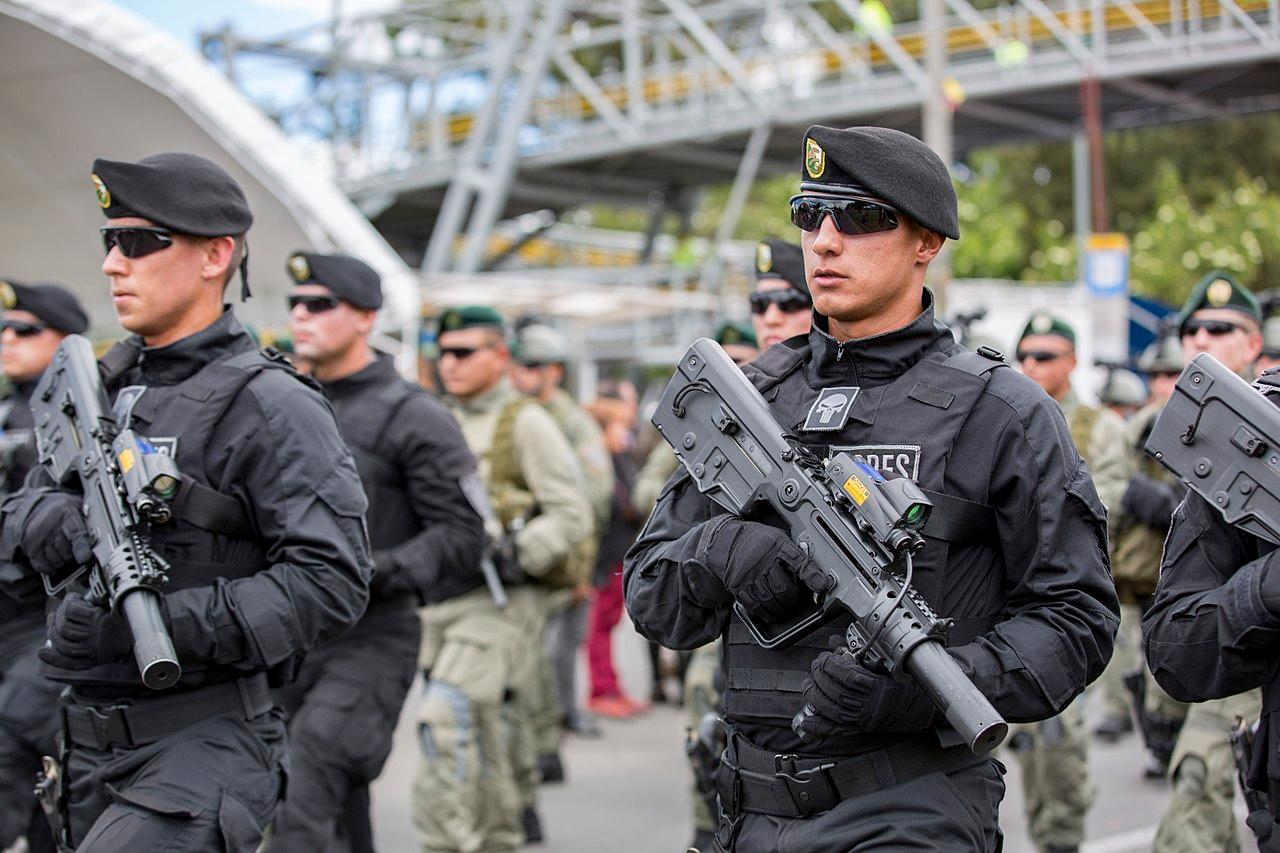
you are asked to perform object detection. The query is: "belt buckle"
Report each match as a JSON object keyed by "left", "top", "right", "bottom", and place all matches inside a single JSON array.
[
  {"left": 85, "top": 705, "right": 133, "bottom": 749},
  {"left": 773, "top": 754, "right": 839, "bottom": 817}
]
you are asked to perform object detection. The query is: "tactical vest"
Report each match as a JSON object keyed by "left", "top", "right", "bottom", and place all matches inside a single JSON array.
[
  {"left": 723, "top": 342, "right": 1007, "bottom": 753},
  {"left": 488, "top": 398, "right": 584, "bottom": 589},
  {"left": 56, "top": 344, "right": 300, "bottom": 688},
  {"left": 331, "top": 378, "right": 420, "bottom": 552},
  {"left": 540, "top": 398, "right": 601, "bottom": 588},
  {"left": 1110, "top": 407, "right": 1174, "bottom": 600}
]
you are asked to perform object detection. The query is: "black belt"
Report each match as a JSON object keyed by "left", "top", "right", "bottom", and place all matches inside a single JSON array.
[
  {"left": 64, "top": 674, "right": 272, "bottom": 750},
  {"left": 720, "top": 730, "right": 984, "bottom": 819}
]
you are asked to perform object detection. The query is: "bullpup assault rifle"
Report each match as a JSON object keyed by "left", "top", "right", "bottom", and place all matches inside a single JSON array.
[
  {"left": 652, "top": 339, "right": 1008, "bottom": 754},
  {"left": 31, "top": 335, "right": 181, "bottom": 690}
]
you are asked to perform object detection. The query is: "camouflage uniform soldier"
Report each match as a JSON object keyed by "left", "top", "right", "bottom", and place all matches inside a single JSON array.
[
  {"left": 1108, "top": 334, "right": 1189, "bottom": 777},
  {"left": 510, "top": 323, "right": 614, "bottom": 782},
  {"left": 414, "top": 306, "right": 591, "bottom": 851},
  {"left": 1011, "top": 313, "right": 1132, "bottom": 853},
  {"left": 1151, "top": 273, "right": 1265, "bottom": 853}
]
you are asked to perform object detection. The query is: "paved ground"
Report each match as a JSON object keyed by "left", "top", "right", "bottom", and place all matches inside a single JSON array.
[{"left": 372, "top": 614, "right": 1247, "bottom": 852}]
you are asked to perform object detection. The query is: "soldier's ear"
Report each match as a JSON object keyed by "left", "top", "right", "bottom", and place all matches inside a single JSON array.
[{"left": 914, "top": 225, "right": 944, "bottom": 265}]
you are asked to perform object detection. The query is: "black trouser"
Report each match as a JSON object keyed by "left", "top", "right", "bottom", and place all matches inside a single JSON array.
[
  {"left": 0, "top": 620, "right": 60, "bottom": 852},
  {"left": 270, "top": 606, "right": 420, "bottom": 853},
  {"left": 717, "top": 752, "right": 1006, "bottom": 852},
  {"left": 67, "top": 705, "right": 286, "bottom": 851}
]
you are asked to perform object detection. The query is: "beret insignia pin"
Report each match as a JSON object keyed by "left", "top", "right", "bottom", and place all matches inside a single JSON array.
[
  {"left": 443, "top": 312, "right": 462, "bottom": 331},
  {"left": 804, "top": 138, "right": 825, "bottom": 179},
  {"left": 756, "top": 243, "right": 773, "bottom": 273},
  {"left": 287, "top": 255, "right": 311, "bottom": 282},
  {"left": 91, "top": 174, "right": 111, "bottom": 209},
  {"left": 0, "top": 282, "right": 14, "bottom": 310},
  {"left": 1207, "top": 278, "right": 1233, "bottom": 307},
  {"left": 1031, "top": 314, "right": 1053, "bottom": 334}
]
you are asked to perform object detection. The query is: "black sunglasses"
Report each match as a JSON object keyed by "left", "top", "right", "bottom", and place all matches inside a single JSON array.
[
  {"left": 1182, "top": 318, "right": 1245, "bottom": 338},
  {"left": 749, "top": 289, "right": 811, "bottom": 316},
  {"left": 0, "top": 319, "right": 47, "bottom": 337},
  {"left": 100, "top": 226, "right": 174, "bottom": 259},
  {"left": 439, "top": 346, "right": 490, "bottom": 361},
  {"left": 287, "top": 294, "right": 342, "bottom": 315},
  {"left": 1016, "top": 349, "right": 1064, "bottom": 363},
  {"left": 789, "top": 195, "right": 900, "bottom": 235}
]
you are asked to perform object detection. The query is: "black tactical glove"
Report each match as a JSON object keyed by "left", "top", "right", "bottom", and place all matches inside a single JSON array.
[
  {"left": 688, "top": 517, "right": 827, "bottom": 621},
  {"left": 1121, "top": 473, "right": 1178, "bottom": 530},
  {"left": 20, "top": 492, "right": 93, "bottom": 578},
  {"left": 38, "top": 592, "right": 133, "bottom": 670},
  {"left": 792, "top": 650, "right": 936, "bottom": 742}
]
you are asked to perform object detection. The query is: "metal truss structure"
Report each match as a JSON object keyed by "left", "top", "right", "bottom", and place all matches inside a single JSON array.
[{"left": 205, "top": 0, "right": 1280, "bottom": 279}]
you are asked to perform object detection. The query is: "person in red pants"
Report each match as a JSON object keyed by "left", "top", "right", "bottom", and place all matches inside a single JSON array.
[{"left": 585, "top": 388, "right": 648, "bottom": 718}]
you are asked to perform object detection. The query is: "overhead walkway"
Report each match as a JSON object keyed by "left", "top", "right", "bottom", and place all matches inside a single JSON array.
[{"left": 203, "top": 0, "right": 1280, "bottom": 271}]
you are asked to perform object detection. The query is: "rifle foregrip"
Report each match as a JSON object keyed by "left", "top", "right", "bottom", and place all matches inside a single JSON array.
[
  {"left": 904, "top": 640, "right": 1007, "bottom": 755},
  {"left": 119, "top": 591, "right": 181, "bottom": 690}
]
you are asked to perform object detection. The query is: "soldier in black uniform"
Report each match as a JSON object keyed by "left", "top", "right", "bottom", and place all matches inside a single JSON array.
[
  {"left": 272, "top": 250, "right": 486, "bottom": 851},
  {"left": 625, "top": 126, "right": 1119, "bottom": 852},
  {"left": 0, "top": 281, "right": 89, "bottom": 853},
  {"left": 0, "top": 153, "right": 372, "bottom": 850}
]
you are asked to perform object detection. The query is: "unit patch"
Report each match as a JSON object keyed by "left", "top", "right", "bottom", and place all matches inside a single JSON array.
[
  {"left": 802, "top": 386, "right": 859, "bottom": 432},
  {"left": 831, "top": 444, "right": 922, "bottom": 482}
]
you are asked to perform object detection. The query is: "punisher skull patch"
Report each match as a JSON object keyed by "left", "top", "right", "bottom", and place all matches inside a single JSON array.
[{"left": 803, "top": 386, "right": 860, "bottom": 432}]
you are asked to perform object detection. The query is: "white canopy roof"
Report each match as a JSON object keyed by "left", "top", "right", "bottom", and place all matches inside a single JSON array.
[{"left": 0, "top": 0, "right": 419, "bottom": 346}]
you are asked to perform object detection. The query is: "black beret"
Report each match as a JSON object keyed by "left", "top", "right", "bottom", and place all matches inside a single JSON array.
[
  {"left": 799, "top": 126, "right": 959, "bottom": 240},
  {"left": 0, "top": 279, "right": 89, "bottom": 334},
  {"left": 755, "top": 238, "right": 809, "bottom": 299},
  {"left": 287, "top": 251, "right": 382, "bottom": 310},
  {"left": 92, "top": 153, "right": 253, "bottom": 236}
]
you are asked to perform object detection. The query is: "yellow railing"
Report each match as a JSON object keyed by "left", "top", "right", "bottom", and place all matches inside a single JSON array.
[{"left": 406, "top": 0, "right": 1269, "bottom": 149}]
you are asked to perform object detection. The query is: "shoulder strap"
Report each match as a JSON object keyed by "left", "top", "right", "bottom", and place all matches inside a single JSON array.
[
  {"left": 940, "top": 346, "right": 1008, "bottom": 379},
  {"left": 99, "top": 340, "right": 142, "bottom": 386},
  {"left": 745, "top": 343, "right": 806, "bottom": 394}
]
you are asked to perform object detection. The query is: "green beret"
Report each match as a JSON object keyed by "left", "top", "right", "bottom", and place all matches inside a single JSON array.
[
  {"left": 754, "top": 239, "right": 809, "bottom": 299},
  {"left": 1177, "top": 270, "right": 1261, "bottom": 333},
  {"left": 1019, "top": 312, "right": 1076, "bottom": 346},
  {"left": 436, "top": 305, "right": 505, "bottom": 335},
  {"left": 799, "top": 125, "right": 959, "bottom": 240},
  {"left": 714, "top": 321, "right": 758, "bottom": 348}
]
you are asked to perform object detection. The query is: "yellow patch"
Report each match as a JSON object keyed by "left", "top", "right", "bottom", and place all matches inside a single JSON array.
[
  {"left": 804, "top": 138, "right": 826, "bottom": 180},
  {"left": 118, "top": 447, "right": 135, "bottom": 473},
  {"left": 91, "top": 174, "right": 111, "bottom": 209},
  {"left": 0, "top": 282, "right": 14, "bottom": 310},
  {"left": 756, "top": 242, "right": 773, "bottom": 274},
  {"left": 1031, "top": 314, "right": 1053, "bottom": 334},
  {"left": 842, "top": 474, "right": 870, "bottom": 506},
  {"left": 287, "top": 255, "right": 311, "bottom": 282},
  {"left": 1207, "top": 278, "right": 1233, "bottom": 307}
]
